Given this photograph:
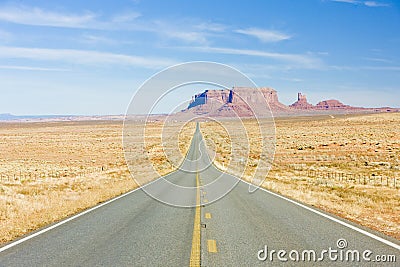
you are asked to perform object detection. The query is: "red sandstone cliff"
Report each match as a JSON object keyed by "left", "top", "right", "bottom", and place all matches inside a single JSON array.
[
  {"left": 186, "top": 87, "right": 290, "bottom": 117},
  {"left": 184, "top": 87, "right": 398, "bottom": 117}
]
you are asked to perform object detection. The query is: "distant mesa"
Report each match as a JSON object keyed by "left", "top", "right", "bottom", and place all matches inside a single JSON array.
[
  {"left": 185, "top": 87, "right": 288, "bottom": 117},
  {"left": 0, "top": 113, "right": 17, "bottom": 120},
  {"left": 183, "top": 87, "right": 398, "bottom": 117},
  {"left": 315, "top": 99, "right": 350, "bottom": 110},
  {"left": 2, "top": 87, "right": 398, "bottom": 122},
  {"left": 290, "top": 93, "right": 352, "bottom": 110}
]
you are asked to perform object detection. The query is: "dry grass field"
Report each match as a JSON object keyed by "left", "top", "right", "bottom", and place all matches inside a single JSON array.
[
  {"left": 200, "top": 112, "right": 400, "bottom": 239},
  {"left": 0, "top": 120, "right": 193, "bottom": 244},
  {"left": 0, "top": 112, "right": 399, "bottom": 245},
  {"left": 0, "top": 121, "right": 134, "bottom": 244}
]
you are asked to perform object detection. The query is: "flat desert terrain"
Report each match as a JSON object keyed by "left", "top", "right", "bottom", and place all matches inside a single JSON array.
[
  {"left": 0, "top": 112, "right": 399, "bottom": 245},
  {"left": 201, "top": 112, "right": 400, "bottom": 239}
]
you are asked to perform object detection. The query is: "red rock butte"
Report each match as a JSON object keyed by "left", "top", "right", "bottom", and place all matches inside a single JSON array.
[{"left": 183, "top": 87, "right": 399, "bottom": 117}]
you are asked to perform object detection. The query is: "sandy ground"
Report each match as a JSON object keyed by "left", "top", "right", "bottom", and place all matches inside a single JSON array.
[
  {"left": 200, "top": 112, "right": 400, "bottom": 240},
  {"left": 0, "top": 120, "right": 193, "bottom": 244},
  {"left": 0, "top": 113, "right": 399, "bottom": 244}
]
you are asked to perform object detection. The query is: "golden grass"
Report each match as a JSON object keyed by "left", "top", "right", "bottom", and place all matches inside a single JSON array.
[
  {"left": 199, "top": 113, "right": 400, "bottom": 239},
  {"left": 0, "top": 120, "right": 193, "bottom": 244},
  {"left": 1, "top": 113, "right": 398, "bottom": 245},
  {"left": 143, "top": 121, "right": 195, "bottom": 176}
]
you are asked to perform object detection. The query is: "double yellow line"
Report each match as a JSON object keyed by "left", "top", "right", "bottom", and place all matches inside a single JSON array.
[
  {"left": 190, "top": 125, "right": 202, "bottom": 266},
  {"left": 189, "top": 172, "right": 201, "bottom": 266}
]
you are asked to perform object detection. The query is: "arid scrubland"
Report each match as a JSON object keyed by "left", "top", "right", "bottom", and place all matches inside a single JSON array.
[
  {"left": 200, "top": 112, "right": 400, "bottom": 239},
  {"left": 0, "top": 121, "right": 134, "bottom": 244},
  {"left": 0, "top": 120, "right": 193, "bottom": 244},
  {"left": 0, "top": 112, "right": 399, "bottom": 245}
]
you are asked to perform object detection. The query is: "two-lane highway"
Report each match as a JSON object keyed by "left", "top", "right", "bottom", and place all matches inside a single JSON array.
[{"left": 0, "top": 123, "right": 399, "bottom": 266}]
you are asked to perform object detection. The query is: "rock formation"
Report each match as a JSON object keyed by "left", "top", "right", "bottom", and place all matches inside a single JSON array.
[
  {"left": 186, "top": 87, "right": 290, "bottom": 117},
  {"left": 183, "top": 87, "right": 398, "bottom": 117},
  {"left": 289, "top": 93, "right": 314, "bottom": 109},
  {"left": 314, "top": 99, "right": 351, "bottom": 110}
]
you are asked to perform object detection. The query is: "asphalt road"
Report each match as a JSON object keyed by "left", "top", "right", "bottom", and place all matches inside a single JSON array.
[{"left": 0, "top": 123, "right": 399, "bottom": 266}]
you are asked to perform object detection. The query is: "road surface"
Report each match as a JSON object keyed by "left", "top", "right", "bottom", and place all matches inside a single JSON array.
[{"left": 0, "top": 123, "right": 399, "bottom": 266}]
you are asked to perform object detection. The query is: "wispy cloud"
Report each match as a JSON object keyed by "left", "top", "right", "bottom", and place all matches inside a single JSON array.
[
  {"left": 329, "top": 65, "right": 400, "bottom": 71},
  {"left": 330, "top": 0, "right": 389, "bottom": 7},
  {"left": 364, "top": 1, "right": 389, "bottom": 7},
  {"left": 181, "top": 46, "right": 322, "bottom": 68},
  {"left": 0, "top": 4, "right": 211, "bottom": 45},
  {"left": 0, "top": 4, "right": 218, "bottom": 45},
  {"left": 111, "top": 11, "right": 141, "bottom": 23},
  {"left": 0, "top": 65, "right": 69, "bottom": 72},
  {"left": 0, "top": 46, "right": 176, "bottom": 69},
  {"left": 362, "top": 66, "right": 400, "bottom": 71},
  {"left": 235, "top": 28, "right": 291, "bottom": 43},
  {"left": 0, "top": 29, "right": 11, "bottom": 42},
  {"left": 80, "top": 34, "right": 117, "bottom": 45},
  {"left": 161, "top": 30, "right": 209, "bottom": 44},
  {"left": 194, "top": 22, "right": 227, "bottom": 32},
  {"left": 0, "top": 5, "right": 98, "bottom": 28},
  {"left": 150, "top": 19, "right": 217, "bottom": 45},
  {"left": 0, "top": 5, "right": 141, "bottom": 29},
  {"left": 331, "top": 0, "right": 359, "bottom": 3},
  {"left": 362, "top": 57, "right": 392, "bottom": 63}
]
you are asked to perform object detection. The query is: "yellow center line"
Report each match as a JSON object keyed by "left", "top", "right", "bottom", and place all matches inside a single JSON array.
[
  {"left": 207, "top": 239, "right": 218, "bottom": 253},
  {"left": 189, "top": 172, "right": 201, "bottom": 267}
]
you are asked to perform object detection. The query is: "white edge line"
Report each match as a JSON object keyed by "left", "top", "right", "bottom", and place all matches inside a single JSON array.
[
  {"left": 0, "top": 187, "right": 141, "bottom": 253},
  {"left": 241, "top": 180, "right": 400, "bottom": 251}
]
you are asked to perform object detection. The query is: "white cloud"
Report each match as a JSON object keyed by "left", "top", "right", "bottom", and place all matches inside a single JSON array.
[
  {"left": 331, "top": 0, "right": 359, "bottom": 3},
  {"left": 0, "top": 65, "right": 69, "bottom": 72},
  {"left": 164, "top": 30, "right": 208, "bottom": 44},
  {"left": 0, "top": 46, "right": 176, "bottom": 69},
  {"left": 182, "top": 46, "right": 322, "bottom": 68},
  {"left": 362, "top": 57, "right": 392, "bottom": 63},
  {"left": 362, "top": 66, "right": 400, "bottom": 71},
  {"left": 80, "top": 34, "right": 117, "bottom": 45},
  {"left": 0, "top": 5, "right": 98, "bottom": 28},
  {"left": 235, "top": 28, "right": 291, "bottom": 43},
  {"left": 330, "top": 0, "right": 389, "bottom": 7},
  {"left": 329, "top": 65, "right": 400, "bottom": 71},
  {"left": 0, "top": 29, "right": 11, "bottom": 42},
  {"left": 364, "top": 1, "right": 389, "bottom": 7},
  {"left": 194, "top": 22, "right": 227, "bottom": 32},
  {"left": 0, "top": 5, "right": 225, "bottom": 45},
  {"left": 0, "top": 5, "right": 141, "bottom": 29},
  {"left": 151, "top": 20, "right": 212, "bottom": 44},
  {"left": 111, "top": 11, "right": 141, "bottom": 23}
]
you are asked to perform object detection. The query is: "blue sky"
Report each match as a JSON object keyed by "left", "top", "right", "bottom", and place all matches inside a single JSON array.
[{"left": 0, "top": 0, "right": 399, "bottom": 115}]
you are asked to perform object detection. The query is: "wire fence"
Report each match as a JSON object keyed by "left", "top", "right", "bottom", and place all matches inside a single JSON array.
[
  {"left": 0, "top": 166, "right": 107, "bottom": 184},
  {"left": 1, "top": 164, "right": 398, "bottom": 189},
  {"left": 302, "top": 169, "right": 398, "bottom": 188}
]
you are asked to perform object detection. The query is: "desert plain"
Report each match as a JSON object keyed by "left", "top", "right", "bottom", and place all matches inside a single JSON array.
[{"left": 0, "top": 112, "right": 399, "bottom": 245}]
